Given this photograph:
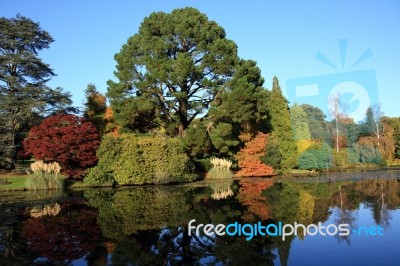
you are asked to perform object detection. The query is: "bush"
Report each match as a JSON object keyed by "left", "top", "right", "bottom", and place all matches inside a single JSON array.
[
  {"left": 298, "top": 152, "right": 319, "bottom": 170},
  {"left": 351, "top": 141, "right": 380, "bottom": 164},
  {"left": 85, "top": 135, "right": 196, "bottom": 186},
  {"left": 85, "top": 136, "right": 121, "bottom": 186},
  {"left": 298, "top": 142, "right": 332, "bottom": 170}
]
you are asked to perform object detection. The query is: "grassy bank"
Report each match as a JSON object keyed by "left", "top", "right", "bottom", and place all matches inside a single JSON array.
[
  {"left": 0, "top": 174, "right": 65, "bottom": 191},
  {"left": 0, "top": 175, "right": 28, "bottom": 190}
]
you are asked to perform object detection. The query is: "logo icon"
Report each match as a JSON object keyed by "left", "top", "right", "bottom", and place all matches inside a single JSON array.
[{"left": 286, "top": 39, "right": 379, "bottom": 122}]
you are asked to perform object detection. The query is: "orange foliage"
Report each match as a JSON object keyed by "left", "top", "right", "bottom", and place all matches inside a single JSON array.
[
  {"left": 237, "top": 178, "right": 273, "bottom": 221},
  {"left": 235, "top": 132, "right": 274, "bottom": 177},
  {"left": 104, "top": 107, "right": 120, "bottom": 137}
]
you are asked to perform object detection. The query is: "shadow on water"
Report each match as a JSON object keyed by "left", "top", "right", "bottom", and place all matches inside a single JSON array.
[{"left": 0, "top": 170, "right": 399, "bottom": 265}]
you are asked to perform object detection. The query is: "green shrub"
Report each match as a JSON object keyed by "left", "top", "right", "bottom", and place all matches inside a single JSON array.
[
  {"left": 351, "top": 142, "right": 380, "bottom": 164},
  {"left": 333, "top": 149, "right": 360, "bottom": 167},
  {"left": 298, "top": 152, "right": 319, "bottom": 170},
  {"left": 86, "top": 134, "right": 196, "bottom": 186},
  {"left": 298, "top": 142, "right": 332, "bottom": 170},
  {"left": 114, "top": 136, "right": 196, "bottom": 185},
  {"left": 85, "top": 135, "right": 121, "bottom": 186},
  {"left": 346, "top": 148, "right": 360, "bottom": 164}
]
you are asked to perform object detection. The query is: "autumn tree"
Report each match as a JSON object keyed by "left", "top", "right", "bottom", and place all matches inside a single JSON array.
[
  {"left": 0, "top": 15, "right": 73, "bottom": 168},
  {"left": 235, "top": 132, "right": 274, "bottom": 177},
  {"left": 23, "top": 114, "right": 100, "bottom": 178},
  {"left": 103, "top": 106, "right": 120, "bottom": 136},
  {"left": 382, "top": 117, "right": 400, "bottom": 159},
  {"left": 107, "top": 7, "right": 238, "bottom": 136},
  {"left": 83, "top": 83, "right": 107, "bottom": 134}
]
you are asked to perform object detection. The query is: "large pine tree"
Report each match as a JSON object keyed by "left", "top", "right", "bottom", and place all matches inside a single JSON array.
[{"left": 107, "top": 7, "right": 238, "bottom": 136}]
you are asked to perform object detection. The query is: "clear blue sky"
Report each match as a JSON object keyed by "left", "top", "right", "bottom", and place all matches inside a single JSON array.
[{"left": 1, "top": 0, "right": 399, "bottom": 120}]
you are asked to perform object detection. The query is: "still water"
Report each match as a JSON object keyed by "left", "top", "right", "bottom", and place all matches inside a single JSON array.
[{"left": 1, "top": 170, "right": 400, "bottom": 265}]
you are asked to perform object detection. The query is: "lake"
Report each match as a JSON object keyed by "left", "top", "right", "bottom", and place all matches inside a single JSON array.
[{"left": 1, "top": 170, "right": 400, "bottom": 265}]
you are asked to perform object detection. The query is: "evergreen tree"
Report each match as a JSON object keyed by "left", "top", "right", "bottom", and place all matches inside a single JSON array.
[
  {"left": 107, "top": 7, "right": 238, "bottom": 136},
  {"left": 263, "top": 77, "right": 297, "bottom": 171},
  {"left": 0, "top": 14, "right": 72, "bottom": 168},
  {"left": 209, "top": 59, "right": 270, "bottom": 134},
  {"left": 291, "top": 103, "right": 311, "bottom": 141},
  {"left": 301, "top": 104, "right": 330, "bottom": 142},
  {"left": 361, "top": 104, "right": 384, "bottom": 148}
]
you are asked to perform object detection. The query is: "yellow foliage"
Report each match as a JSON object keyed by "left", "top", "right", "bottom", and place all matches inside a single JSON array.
[{"left": 296, "top": 139, "right": 314, "bottom": 154}]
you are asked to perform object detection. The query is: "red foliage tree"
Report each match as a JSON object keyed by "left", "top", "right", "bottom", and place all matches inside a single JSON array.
[
  {"left": 235, "top": 132, "right": 274, "bottom": 177},
  {"left": 23, "top": 114, "right": 100, "bottom": 178}
]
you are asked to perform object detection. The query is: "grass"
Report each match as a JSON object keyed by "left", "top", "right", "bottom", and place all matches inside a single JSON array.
[
  {"left": 0, "top": 175, "right": 28, "bottom": 190},
  {"left": 290, "top": 169, "right": 316, "bottom": 174},
  {"left": 0, "top": 174, "right": 66, "bottom": 191}
]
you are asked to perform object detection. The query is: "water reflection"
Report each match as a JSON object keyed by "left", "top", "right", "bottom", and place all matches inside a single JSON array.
[{"left": 0, "top": 172, "right": 399, "bottom": 265}]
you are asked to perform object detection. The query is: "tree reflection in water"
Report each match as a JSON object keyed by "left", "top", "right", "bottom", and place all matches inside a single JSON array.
[{"left": 0, "top": 175, "right": 399, "bottom": 265}]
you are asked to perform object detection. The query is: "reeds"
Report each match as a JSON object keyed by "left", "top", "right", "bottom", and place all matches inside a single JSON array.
[
  {"left": 211, "top": 187, "right": 234, "bottom": 200},
  {"left": 207, "top": 157, "right": 234, "bottom": 179},
  {"left": 210, "top": 158, "right": 232, "bottom": 170},
  {"left": 27, "top": 160, "right": 63, "bottom": 190},
  {"left": 210, "top": 179, "right": 234, "bottom": 200},
  {"left": 30, "top": 160, "right": 61, "bottom": 178},
  {"left": 30, "top": 203, "right": 61, "bottom": 218}
]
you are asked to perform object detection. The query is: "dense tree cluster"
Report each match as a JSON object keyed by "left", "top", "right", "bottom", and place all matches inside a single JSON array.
[{"left": 1, "top": 9, "right": 400, "bottom": 182}]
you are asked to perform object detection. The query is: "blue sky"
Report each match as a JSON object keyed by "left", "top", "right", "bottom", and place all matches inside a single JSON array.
[{"left": 1, "top": 1, "right": 399, "bottom": 120}]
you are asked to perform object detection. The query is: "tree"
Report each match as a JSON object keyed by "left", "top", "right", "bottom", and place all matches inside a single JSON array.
[
  {"left": 301, "top": 104, "right": 330, "bottom": 142},
  {"left": 209, "top": 122, "right": 240, "bottom": 157},
  {"left": 290, "top": 103, "right": 311, "bottom": 141},
  {"left": 235, "top": 132, "right": 274, "bottom": 177},
  {"left": 23, "top": 114, "right": 100, "bottom": 178},
  {"left": 263, "top": 77, "right": 297, "bottom": 171},
  {"left": 362, "top": 104, "right": 384, "bottom": 148},
  {"left": 0, "top": 15, "right": 73, "bottom": 168},
  {"left": 382, "top": 117, "right": 400, "bottom": 159},
  {"left": 329, "top": 93, "right": 347, "bottom": 152},
  {"left": 208, "top": 59, "right": 270, "bottom": 134},
  {"left": 107, "top": 7, "right": 238, "bottom": 136},
  {"left": 83, "top": 83, "right": 107, "bottom": 134}
]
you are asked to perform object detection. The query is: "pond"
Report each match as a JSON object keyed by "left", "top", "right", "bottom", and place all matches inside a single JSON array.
[{"left": 1, "top": 170, "right": 400, "bottom": 265}]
